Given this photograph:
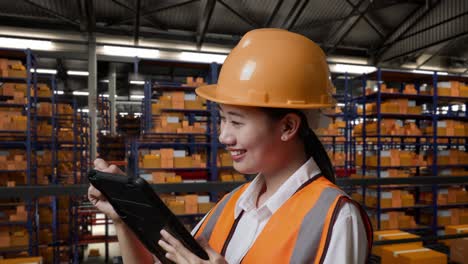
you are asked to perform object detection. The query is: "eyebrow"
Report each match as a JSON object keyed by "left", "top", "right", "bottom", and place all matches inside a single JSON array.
[
  {"left": 217, "top": 106, "right": 245, "bottom": 118},
  {"left": 227, "top": 111, "right": 245, "bottom": 118}
]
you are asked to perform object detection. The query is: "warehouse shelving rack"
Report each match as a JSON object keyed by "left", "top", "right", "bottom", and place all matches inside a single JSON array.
[
  {"left": 138, "top": 62, "right": 226, "bottom": 183},
  {"left": 0, "top": 48, "right": 39, "bottom": 258},
  {"left": 349, "top": 68, "right": 468, "bottom": 236},
  {"left": 320, "top": 73, "right": 355, "bottom": 178}
]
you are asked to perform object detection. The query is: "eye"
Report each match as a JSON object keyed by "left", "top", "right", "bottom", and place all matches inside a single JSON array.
[{"left": 231, "top": 121, "right": 243, "bottom": 127}]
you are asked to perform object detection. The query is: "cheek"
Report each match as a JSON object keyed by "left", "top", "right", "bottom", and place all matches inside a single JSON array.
[{"left": 240, "top": 126, "right": 277, "bottom": 155}]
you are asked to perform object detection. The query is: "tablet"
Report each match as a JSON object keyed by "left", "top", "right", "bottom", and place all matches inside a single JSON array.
[{"left": 87, "top": 169, "right": 209, "bottom": 263}]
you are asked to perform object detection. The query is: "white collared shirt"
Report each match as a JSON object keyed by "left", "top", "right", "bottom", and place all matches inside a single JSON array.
[{"left": 193, "top": 157, "right": 368, "bottom": 264}]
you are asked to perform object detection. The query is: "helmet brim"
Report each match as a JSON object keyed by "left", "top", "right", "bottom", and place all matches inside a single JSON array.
[{"left": 196, "top": 84, "right": 336, "bottom": 109}]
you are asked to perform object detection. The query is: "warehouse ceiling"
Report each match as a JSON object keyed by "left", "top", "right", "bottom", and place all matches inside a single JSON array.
[{"left": 0, "top": 0, "right": 467, "bottom": 110}]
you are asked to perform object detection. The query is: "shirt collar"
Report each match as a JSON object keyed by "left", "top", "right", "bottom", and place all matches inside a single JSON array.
[{"left": 234, "top": 157, "right": 322, "bottom": 218}]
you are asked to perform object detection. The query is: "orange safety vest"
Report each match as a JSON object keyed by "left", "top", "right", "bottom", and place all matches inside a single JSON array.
[{"left": 194, "top": 176, "right": 373, "bottom": 263}]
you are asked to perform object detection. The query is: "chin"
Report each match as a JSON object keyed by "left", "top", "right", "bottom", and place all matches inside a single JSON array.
[{"left": 233, "top": 162, "right": 258, "bottom": 175}]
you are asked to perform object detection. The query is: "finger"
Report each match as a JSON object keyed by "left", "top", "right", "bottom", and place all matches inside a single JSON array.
[
  {"left": 159, "top": 240, "right": 189, "bottom": 264},
  {"left": 160, "top": 230, "right": 196, "bottom": 259},
  {"left": 196, "top": 237, "right": 225, "bottom": 263},
  {"left": 94, "top": 158, "right": 109, "bottom": 170},
  {"left": 165, "top": 252, "right": 187, "bottom": 264},
  {"left": 88, "top": 185, "right": 103, "bottom": 198},
  {"left": 158, "top": 239, "right": 175, "bottom": 254},
  {"left": 102, "top": 164, "right": 124, "bottom": 175}
]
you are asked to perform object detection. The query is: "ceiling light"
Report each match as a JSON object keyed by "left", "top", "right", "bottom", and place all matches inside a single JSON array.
[
  {"left": 30, "top": 68, "right": 57, "bottom": 74},
  {"left": 437, "top": 72, "right": 448, "bottom": 76},
  {"left": 100, "top": 79, "right": 109, "bottom": 83},
  {"left": 54, "top": 90, "right": 64, "bottom": 95},
  {"left": 130, "top": 95, "right": 144, "bottom": 99},
  {"left": 78, "top": 109, "right": 89, "bottom": 113},
  {"left": 0, "top": 37, "right": 54, "bottom": 51},
  {"left": 67, "top": 70, "right": 89, "bottom": 76},
  {"left": 129, "top": 80, "right": 145, "bottom": 85},
  {"left": 73, "top": 91, "right": 89, "bottom": 96},
  {"left": 101, "top": 45, "right": 160, "bottom": 59},
  {"left": 412, "top": 70, "right": 433, "bottom": 75},
  {"left": 179, "top": 52, "right": 227, "bottom": 64},
  {"left": 330, "top": 64, "right": 376, "bottom": 74}
]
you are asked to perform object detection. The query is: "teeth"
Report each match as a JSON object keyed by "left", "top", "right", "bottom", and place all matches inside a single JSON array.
[{"left": 230, "top": 150, "right": 245, "bottom": 156}]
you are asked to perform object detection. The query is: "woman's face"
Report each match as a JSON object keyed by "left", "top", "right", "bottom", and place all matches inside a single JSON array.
[{"left": 218, "top": 104, "right": 282, "bottom": 174}]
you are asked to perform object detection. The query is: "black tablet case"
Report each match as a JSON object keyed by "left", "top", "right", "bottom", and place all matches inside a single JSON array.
[{"left": 87, "top": 170, "right": 209, "bottom": 263}]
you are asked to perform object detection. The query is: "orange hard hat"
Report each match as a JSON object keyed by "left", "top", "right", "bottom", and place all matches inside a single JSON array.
[{"left": 196, "top": 28, "right": 336, "bottom": 109}]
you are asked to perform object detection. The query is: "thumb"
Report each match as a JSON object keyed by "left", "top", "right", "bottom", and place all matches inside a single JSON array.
[{"left": 197, "top": 237, "right": 225, "bottom": 262}]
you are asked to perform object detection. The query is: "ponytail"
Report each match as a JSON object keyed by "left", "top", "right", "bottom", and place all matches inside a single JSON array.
[
  {"left": 262, "top": 108, "right": 336, "bottom": 184},
  {"left": 300, "top": 125, "right": 336, "bottom": 184}
]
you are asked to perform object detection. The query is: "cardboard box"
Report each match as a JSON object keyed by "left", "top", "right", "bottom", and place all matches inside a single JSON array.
[
  {"left": 450, "top": 238, "right": 468, "bottom": 264},
  {"left": 380, "top": 244, "right": 423, "bottom": 264},
  {"left": 0, "top": 232, "right": 10, "bottom": 248},
  {"left": 445, "top": 225, "right": 468, "bottom": 246},
  {"left": 184, "top": 195, "right": 198, "bottom": 214},
  {"left": 372, "top": 230, "right": 422, "bottom": 256},
  {"left": 198, "top": 202, "right": 215, "bottom": 214},
  {"left": 168, "top": 200, "right": 185, "bottom": 215},
  {"left": 0, "top": 257, "right": 43, "bottom": 264},
  {"left": 398, "top": 248, "right": 447, "bottom": 264}
]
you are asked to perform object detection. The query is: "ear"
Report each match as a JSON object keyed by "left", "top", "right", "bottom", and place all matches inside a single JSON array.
[{"left": 279, "top": 113, "right": 302, "bottom": 141}]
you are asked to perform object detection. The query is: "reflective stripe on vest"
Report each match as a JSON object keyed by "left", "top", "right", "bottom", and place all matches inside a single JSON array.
[
  {"left": 195, "top": 184, "right": 245, "bottom": 240},
  {"left": 290, "top": 187, "right": 344, "bottom": 263},
  {"left": 193, "top": 176, "right": 370, "bottom": 263}
]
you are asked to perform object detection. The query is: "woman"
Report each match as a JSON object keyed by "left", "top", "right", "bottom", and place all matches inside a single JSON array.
[{"left": 89, "top": 28, "right": 372, "bottom": 264}]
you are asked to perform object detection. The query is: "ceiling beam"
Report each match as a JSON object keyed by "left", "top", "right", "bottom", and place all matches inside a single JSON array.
[
  {"left": 345, "top": 0, "right": 385, "bottom": 39},
  {"left": 134, "top": 0, "right": 141, "bottom": 45},
  {"left": 84, "top": 0, "right": 95, "bottom": 33},
  {"left": 383, "top": 30, "right": 468, "bottom": 63},
  {"left": 415, "top": 36, "right": 463, "bottom": 69},
  {"left": 328, "top": 1, "right": 374, "bottom": 55},
  {"left": 106, "top": 0, "right": 200, "bottom": 28},
  {"left": 110, "top": 0, "right": 167, "bottom": 31},
  {"left": 281, "top": 0, "right": 309, "bottom": 30},
  {"left": 196, "top": 0, "right": 216, "bottom": 49},
  {"left": 22, "top": 0, "right": 80, "bottom": 28},
  {"left": 217, "top": 0, "right": 260, "bottom": 28},
  {"left": 76, "top": 0, "right": 87, "bottom": 32},
  {"left": 325, "top": 0, "right": 366, "bottom": 54},
  {"left": 264, "top": 0, "right": 284, "bottom": 27},
  {"left": 374, "top": 0, "right": 441, "bottom": 64}
]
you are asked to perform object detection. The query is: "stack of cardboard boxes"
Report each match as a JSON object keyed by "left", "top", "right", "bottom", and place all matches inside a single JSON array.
[
  {"left": 354, "top": 189, "right": 415, "bottom": 208},
  {"left": 358, "top": 99, "right": 422, "bottom": 115},
  {"left": 425, "top": 120, "right": 467, "bottom": 137},
  {"left": 219, "top": 172, "right": 246, "bottom": 182},
  {"left": 0, "top": 111, "right": 26, "bottom": 131},
  {"left": 151, "top": 91, "right": 206, "bottom": 113},
  {"left": 183, "top": 77, "right": 207, "bottom": 87},
  {"left": 370, "top": 212, "right": 417, "bottom": 230},
  {"left": 8, "top": 206, "right": 27, "bottom": 222},
  {"left": 353, "top": 119, "right": 423, "bottom": 137},
  {"left": 160, "top": 194, "right": 215, "bottom": 215},
  {"left": 0, "top": 59, "right": 27, "bottom": 78},
  {"left": 428, "top": 149, "right": 468, "bottom": 166},
  {"left": 142, "top": 150, "right": 206, "bottom": 169},
  {"left": 217, "top": 151, "right": 233, "bottom": 167},
  {"left": 0, "top": 154, "right": 27, "bottom": 172},
  {"left": 433, "top": 81, "right": 468, "bottom": 97},
  {"left": 356, "top": 150, "right": 426, "bottom": 168}
]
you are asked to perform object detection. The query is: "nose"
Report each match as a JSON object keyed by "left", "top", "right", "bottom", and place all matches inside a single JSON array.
[{"left": 218, "top": 126, "right": 235, "bottom": 146}]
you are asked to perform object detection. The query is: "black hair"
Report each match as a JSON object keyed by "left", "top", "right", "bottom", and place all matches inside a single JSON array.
[{"left": 261, "top": 108, "right": 336, "bottom": 184}]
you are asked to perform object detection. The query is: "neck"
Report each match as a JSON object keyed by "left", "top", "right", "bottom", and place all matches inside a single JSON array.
[{"left": 261, "top": 146, "right": 308, "bottom": 198}]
